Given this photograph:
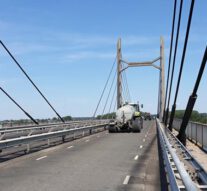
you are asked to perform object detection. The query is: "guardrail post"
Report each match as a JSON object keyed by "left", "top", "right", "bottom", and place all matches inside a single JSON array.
[
  {"left": 202, "top": 125, "right": 204, "bottom": 149},
  {"left": 62, "top": 135, "right": 65, "bottom": 142},
  {"left": 196, "top": 124, "right": 198, "bottom": 145},
  {"left": 0, "top": 133, "right": 5, "bottom": 140},
  {"left": 26, "top": 144, "right": 30, "bottom": 153},
  {"left": 89, "top": 128, "right": 92, "bottom": 135},
  {"left": 73, "top": 132, "right": 76, "bottom": 139}
]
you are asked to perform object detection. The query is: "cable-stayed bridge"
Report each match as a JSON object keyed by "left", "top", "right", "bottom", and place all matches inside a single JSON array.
[{"left": 0, "top": 0, "right": 207, "bottom": 190}]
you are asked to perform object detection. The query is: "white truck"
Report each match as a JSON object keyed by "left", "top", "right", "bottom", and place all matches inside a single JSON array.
[{"left": 108, "top": 103, "right": 143, "bottom": 133}]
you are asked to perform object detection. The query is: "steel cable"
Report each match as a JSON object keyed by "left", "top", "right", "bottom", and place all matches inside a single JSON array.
[
  {"left": 0, "top": 87, "right": 38, "bottom": 124},
  {"left": 165, "top": 0, "right": 183, "bottom": 126},
  {"left": 163, "top": 0, "right": 177, "bottom": 122},
  {"left": 168, "top": 0, "right": 195, "bottom": 129},
  {"left": 0, "top": 41, "right": 64, "bottom": 123},
  {"left": 101, "top": 70, "right": 117, "bottom": 117},
  {"left": 92, "top": 56, "right": 116, "bottom": 118}
]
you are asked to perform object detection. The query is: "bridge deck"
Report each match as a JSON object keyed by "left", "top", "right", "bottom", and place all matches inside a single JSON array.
[{"left": 0, "top": 121, "right": 161, "bottom": 191}]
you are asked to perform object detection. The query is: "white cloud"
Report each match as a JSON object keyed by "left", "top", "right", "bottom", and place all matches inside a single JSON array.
[
  {"left": 1, "top": 42, "right": 59, "bottom": 55},
  {"left": 64, "top": 51, "right": 115, "bottom": 62}
]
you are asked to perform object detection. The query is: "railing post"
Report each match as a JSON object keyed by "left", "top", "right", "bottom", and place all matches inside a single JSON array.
[
  {"left": 62, "top": 135, "right": 65, "bottom": 142},
  {"left": 202, "top": 125, "right": 204, "bottom": 149},
  {"left": 196, "top": 124, "right": 198, "bottom": 145},
  {"left": 26, "top": 144, "right": 30, "bottom": 153}
]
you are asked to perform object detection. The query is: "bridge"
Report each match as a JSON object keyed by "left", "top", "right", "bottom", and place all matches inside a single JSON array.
[{"left": 0, "top": 0, "right": 207, "bottom": 190}]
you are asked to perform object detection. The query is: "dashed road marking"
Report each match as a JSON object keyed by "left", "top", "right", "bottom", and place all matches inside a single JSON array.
[
  {"left": 36, "top": 156, "right": 47, "bottom": 161},
  {"left": 85, "top": 139, "right": 90, "bottom": 142},
  {"left": 143, "top": 138, "right": 145, "bottom": 142},
  {"left": 140, "top": 145, "right": 143, "bottom": 149},
  {"left": 97, "top": 135, "right": 100, "bottom": 138},
  {"left": 134, "top": 155, "right": 139, "bottom": 160},
  {"left": 123, "top": 175, "right": 130, "bottom": 185},
  {"left": 67, "top": 146, "right": 74, "bottom": 149}
]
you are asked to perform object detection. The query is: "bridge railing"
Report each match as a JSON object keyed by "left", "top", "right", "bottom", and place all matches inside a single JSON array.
[
  {"left": 173, "top": 118, "right": 207, "bottom": 151},
  {"left": 0, "top": 120, "right": 108, "bottom": 140},
  {"left": 0, "top": 121, "right": 109, "bottom": 152}
]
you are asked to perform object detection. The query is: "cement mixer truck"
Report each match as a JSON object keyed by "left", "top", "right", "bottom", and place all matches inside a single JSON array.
[{"left": 108, "top": 103, "right": 143, "bottom": 133}]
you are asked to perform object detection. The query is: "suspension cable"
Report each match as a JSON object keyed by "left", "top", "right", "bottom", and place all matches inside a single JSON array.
[
  {"left": 0, "top": 41, "right": 65, "bottom": 123},
  {"left": 123, "top": 70, "right": 131, "bottom": 102},
  {"left": 168, "top": 0, "right": 195, "bottom": 129},
  {"left": 121, "top": 72, "right": 128, "bottom": 102},
  {"left": 93, "top": 56, "right": 116, "bottom": 118},
  {"left": 107, "top": 82, "right": 117, "bottom": 115},
  {"left": 101, "top": 70, "right": 117, "bottom": 117},
  {"left": 0, "top": 87, "right": 38, "bottom": 125},
  {"left": 165, "top": 0, "right": 183, "bottom": 126},
  {"left": 113, "top": 96, "right": 117, "bottom": 113},
  {"left": 178, "top": 46, "right": 207, "bottom": 145},
  {"left": 121, "top": 61, "right": 131, "bottom": 102},
  {"left": 163, "top": 0, "right": 177, "bottom": 122}
]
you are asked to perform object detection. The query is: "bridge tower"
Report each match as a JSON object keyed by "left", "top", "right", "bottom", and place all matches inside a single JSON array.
[
  {"left": 158, "top": 37, "right": 165, "bottom": 120},
  {"left": 117, "top": 38, "right": 122, "bottom": 109},
  {"left": 116, "top": 37, "right": 165, "bottom": 119}
]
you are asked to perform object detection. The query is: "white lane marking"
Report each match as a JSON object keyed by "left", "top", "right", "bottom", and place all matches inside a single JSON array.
[
  {"left": 143, "top": 138, "right": 145, "bottom": 142},
  {"left": 105, "top": 132, "right": 108, "bottom": 135},
  {"left": 134, "top": 155, "right": 139, "bottom": 160},
  {"left": 36, "top": 156, "right": 47, "bottom": 161},
  {"left": 140, "top": 145, "right": 143, "bottom": 149},
  {"left": 67, "top": 146, "right": 74, "bottom": 149},
  {"left": 97, "top": 135, "right": 100, "bottom": 138},
  {"left": 123, "top": 175, "right": 130, "bottom": 185},
  {"left": 145, "top": 135, "right": 147, "bottom": 137},
  {"left": 85, "top": 139, "right": 90, "bottom": 142}
]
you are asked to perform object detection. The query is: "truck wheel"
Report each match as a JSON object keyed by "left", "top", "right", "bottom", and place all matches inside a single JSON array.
[
  {"left": 132, "top": 118, "right": 141, "bottom": 133},
  {"left": 108, "top": 125, "right": 117, "bottom": 133}
]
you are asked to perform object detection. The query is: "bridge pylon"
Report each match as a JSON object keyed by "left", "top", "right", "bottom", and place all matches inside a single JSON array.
[{"left": 116, "top": 36, "right": 165, "bottom": 119}]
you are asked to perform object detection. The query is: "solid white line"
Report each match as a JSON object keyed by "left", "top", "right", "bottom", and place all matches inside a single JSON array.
[
  {"left": 123, "top": 175, "right": 130, "bottom": 185},
  {"left": 134, "top": 155, "right": 139, "bottom": 160},
  {"left": 67, "top": 146, "right": 74, "bottom": 149},
  {"left": 36, "top": 156, "right": 47, "bottom": 161},
  {"left": 140, "top": 145, "right": 143, "bottom": 149}
]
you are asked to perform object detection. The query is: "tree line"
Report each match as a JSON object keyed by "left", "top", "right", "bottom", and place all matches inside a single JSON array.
[
  {"left": 0, "top": 115, "right": 73, "bottom": 127},
  {"left": 174, "top": 110, "right": 207, "bottom": 124}
]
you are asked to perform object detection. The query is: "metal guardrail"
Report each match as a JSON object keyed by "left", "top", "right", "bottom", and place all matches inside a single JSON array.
[
  {"left": 0, "top": 120, "right": 108, "bottom": 140},
  {"left": 0, "top": 122, "right": 109, "bottom": 152},
  {"left": 0, "top": 120, "right": 105, "bottom": 132},
  {"left": 173, "top": 118, "right": 207, "bottom": 151},
  {"left": 156, "top": 118, "right": 198, "bottom": 190}
]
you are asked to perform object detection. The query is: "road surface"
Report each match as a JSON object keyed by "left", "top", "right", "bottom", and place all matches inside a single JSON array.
[{"left": 0, "top": 120, "right": 161, "bottom": 191}]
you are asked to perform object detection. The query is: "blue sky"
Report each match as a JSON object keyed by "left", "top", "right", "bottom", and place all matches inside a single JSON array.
[{"left": 0, "top": 0, "right": 206, "bottom": 120}]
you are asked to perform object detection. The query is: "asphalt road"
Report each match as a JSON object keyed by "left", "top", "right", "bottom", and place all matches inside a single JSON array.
[{"left": 0, "top": 120, "right": 161, "bottom": 191}]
